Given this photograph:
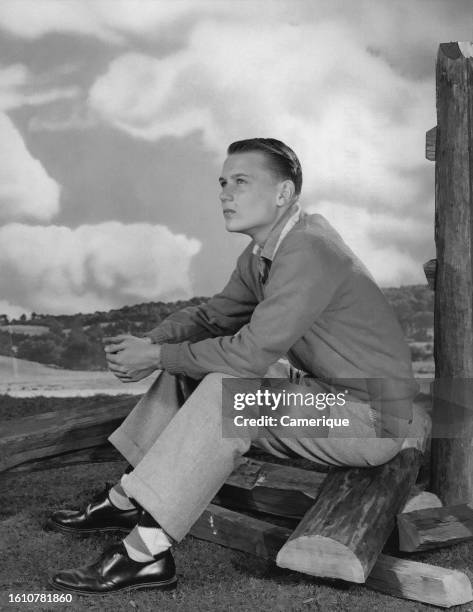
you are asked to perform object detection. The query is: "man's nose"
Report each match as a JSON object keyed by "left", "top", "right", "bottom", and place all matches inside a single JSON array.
[{"left": 220, "top": 187, "right": 234, "bottom": 202}]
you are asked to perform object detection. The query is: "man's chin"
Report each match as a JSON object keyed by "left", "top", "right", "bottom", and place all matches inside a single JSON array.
[{"left": 224, "top": 219, "right": 245, "bottom": 233}]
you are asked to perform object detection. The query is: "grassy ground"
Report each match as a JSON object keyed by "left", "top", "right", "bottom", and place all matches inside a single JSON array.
[{"left": 1, "top": 395, "right": 473, "bottom": 612}]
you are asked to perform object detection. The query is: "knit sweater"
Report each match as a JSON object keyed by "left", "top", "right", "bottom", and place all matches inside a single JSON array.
[{"left": 148, "top": 211, "right": 418, "bottom": 409}]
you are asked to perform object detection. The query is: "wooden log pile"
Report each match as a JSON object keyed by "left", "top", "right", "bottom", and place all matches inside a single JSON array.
[{"left": 191, "top": 505, "right": 472, "bottom": 609}]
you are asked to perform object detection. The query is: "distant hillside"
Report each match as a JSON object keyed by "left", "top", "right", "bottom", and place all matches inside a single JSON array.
[{"left": 0, "top": 286, "right": 434, "bottom": 370}]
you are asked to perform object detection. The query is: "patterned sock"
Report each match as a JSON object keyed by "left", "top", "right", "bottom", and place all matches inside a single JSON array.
[
  {"left": 123, "top": 513, "right": 172, "bottom": 562},
  {"left": 108, "top": 479, "right": 136, "bottom": 511}
]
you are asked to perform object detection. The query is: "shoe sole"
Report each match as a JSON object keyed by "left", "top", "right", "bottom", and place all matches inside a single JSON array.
[
  {"left": 44, "top": 520, "right": 133, "bottom": 535},
  {"left": 48, "top": 576, "right": 177, "bottom": 596}
]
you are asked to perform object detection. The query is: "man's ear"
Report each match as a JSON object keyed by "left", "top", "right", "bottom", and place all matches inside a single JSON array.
[{"left": 276, "top": 180, "right": 296, "bottom": 207}]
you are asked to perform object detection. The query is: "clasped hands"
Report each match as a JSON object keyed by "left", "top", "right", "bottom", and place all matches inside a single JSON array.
[{"left": 103, "top": 334, "right": 162, "bottom": 383}]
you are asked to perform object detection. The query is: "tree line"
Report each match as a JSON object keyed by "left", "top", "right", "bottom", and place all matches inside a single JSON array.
[{"left": 0, "top": 287, "right": 433, "bottom": 370}]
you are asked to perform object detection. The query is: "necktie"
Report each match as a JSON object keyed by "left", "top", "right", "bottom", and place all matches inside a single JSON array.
[{"left": 258, "top": 256, "right": 271, "bottom": 285}]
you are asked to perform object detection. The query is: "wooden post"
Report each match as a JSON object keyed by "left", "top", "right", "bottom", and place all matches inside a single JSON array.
[{"left": 431, "top": 41, "right": 473, "bottom": 505}]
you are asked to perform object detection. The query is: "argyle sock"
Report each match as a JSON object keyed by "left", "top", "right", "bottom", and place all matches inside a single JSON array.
[
  {"left": 108, "top": 478, "right": 136, "bottom": 511},
  {"left": 123, "top": 513, "right": 172, "bottom": 562}
]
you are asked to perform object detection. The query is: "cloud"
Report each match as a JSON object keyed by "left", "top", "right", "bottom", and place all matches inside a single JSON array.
[
  {"left": 0, "top": 0, "right": 119, "bottom": 42},
  {"left": 0, "top": 114, "right": 61, "bottom": 222},
  {"left": 28, "top": 106, "right": 98, "bottom": 132},
  {"left": 0, "top": 63, "right": 80, "bottom": 221},
  {"left": 0, "top": 64, "right": 78, "bottom": 110},
  {"left": 88, "top": 20, "right": 435, "bottom": 215},
  {"left": 86, "top": 17, "right": 437, "bottom": 289},
  {"left": 0, "top": 1, "right": 449, "bottom": 290},
  {"left": 0, "top": 222, "right": 201, "bottom": 314},
  {"left": 305, "top": 200, "right": 431, "bottom": 286},
  {"left": 0, "top": 0, "right": 221, "bottom": 43},
  {"left": 1, "top": 0, "right": 470, "bottom": 70},
  {"left": 0, "top": 299, "right": 27, "bottom": 319}
]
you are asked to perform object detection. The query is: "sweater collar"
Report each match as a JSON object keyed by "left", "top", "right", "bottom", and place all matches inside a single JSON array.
[{"left": 252, "top": 202, "right": 302, "bottom": 261}]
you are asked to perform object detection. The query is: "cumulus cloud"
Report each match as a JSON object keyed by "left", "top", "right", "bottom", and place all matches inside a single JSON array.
[
  {"left": 88, "top": 20, "right": 434, "bottom": 216},
  {"left": 0, "top": 114, "right": 60, "bottom": 222},
  {"left": 0, "top": 63, "right": 80, "bottom": 222},
  {"left": 0, "top": 64, "right": 78, "bottom": 110},
  {"left": 0, "top": 0, "right": 222, "bottom": 43},
  {"left": 0, "top": 0, "right": 448, "bottom": 289},
  {"left": 85, "top": 16, "right": 438, "bottom": 287},
  {"left": 0, "top": 222, "right": 201, "bottom": 314},
  {"left": 1, "top": 0, "right": 469, "bottom": 70}
]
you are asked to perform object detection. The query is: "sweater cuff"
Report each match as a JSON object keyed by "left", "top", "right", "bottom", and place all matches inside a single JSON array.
[
  {"left": 160, "top": 342, "right": 186, "bottom": 375},
  {"left": 145, "top": 327, "right": 171, "bottom": 344}
]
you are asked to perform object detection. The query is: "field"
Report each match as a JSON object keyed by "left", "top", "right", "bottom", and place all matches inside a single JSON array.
[
  {"left": 2, "top": 394, "right": 473, "bottom": 611},
  {"left": 0, "top": 356, "right": 150, "bottom": 397},
  {"left": 0, "top": 355, "right": 436, "bottom": 399}
]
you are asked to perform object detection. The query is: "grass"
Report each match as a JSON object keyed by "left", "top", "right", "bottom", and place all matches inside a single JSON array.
[{"left": 1, "top": 396, "right": 473, "bottom": 611}]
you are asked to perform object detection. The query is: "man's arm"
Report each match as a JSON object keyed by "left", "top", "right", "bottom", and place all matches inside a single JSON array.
[
  {"left": 145, "top": 248, "right": 258, "bottom": 345},
  {"left": 159, "top": 232, "right": 350, "bottom": 378},
  {"left": 104, "top": 247, "right": 258, "bottom": 382}
]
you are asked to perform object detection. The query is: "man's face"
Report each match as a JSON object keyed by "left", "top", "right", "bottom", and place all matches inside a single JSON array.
[{"left": 218, "top": 152, "right": 282, "bottom": 240}]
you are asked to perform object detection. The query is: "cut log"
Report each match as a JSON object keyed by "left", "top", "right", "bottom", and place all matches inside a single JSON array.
[
  {"left": 401, "top": 486, "right": 442, "bottom": 514},
  {"left": 0, "top": 398, "right": 136, "bottom": 471},
  {"left": 367, "top": 555, "right": 472, "bottom": 608},
  {"left": 276, "top": 448, "right": 423, "bottom": 582},
  {"left": 398, "top": 503, "right": 473, "bottom": 552},
  {"left": 191, "top": 504, "right": 472, "bottom": 608},
  {"left": 216, "top": 457, "right": 326, "bottom": 519},
  {"left": 383, "top": 485, "right": 442, "bottom": 552}
]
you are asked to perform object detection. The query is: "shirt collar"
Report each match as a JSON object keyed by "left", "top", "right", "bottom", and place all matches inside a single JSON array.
[{"left": 252, "top": 202, "right": 302, "bottom": 261}]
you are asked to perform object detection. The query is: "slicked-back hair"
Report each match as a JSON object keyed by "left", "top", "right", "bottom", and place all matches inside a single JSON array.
[{"left": 227, "top": 138, "right": 303, "bottom": 196}]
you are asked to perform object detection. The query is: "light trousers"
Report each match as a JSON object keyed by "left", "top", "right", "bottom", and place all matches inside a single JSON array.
[{"left": 109, "top": 364, "right": 429, "bottom": 542}]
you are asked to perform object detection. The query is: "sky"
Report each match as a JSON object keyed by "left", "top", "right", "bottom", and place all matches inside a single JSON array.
[{"left": 0, "top": 0, "right": 471, "bottom": 318}]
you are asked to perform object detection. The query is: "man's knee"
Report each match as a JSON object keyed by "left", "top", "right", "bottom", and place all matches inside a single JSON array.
[{"left": 362, "top": 437, "right": 404, "bottom": 466}]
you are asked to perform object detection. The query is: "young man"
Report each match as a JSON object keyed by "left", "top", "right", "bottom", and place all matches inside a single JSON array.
[{"left": 47, "top": 138, "right": 429, "bottom": 595}]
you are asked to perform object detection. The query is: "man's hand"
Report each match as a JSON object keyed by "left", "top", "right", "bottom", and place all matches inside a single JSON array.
[{"left": 103, "top": 334, "right": 162, "bottom": 383}]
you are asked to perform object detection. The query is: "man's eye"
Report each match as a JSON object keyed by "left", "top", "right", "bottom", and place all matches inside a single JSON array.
[{"left": 236, "top": 178, "right": 246, "bottom": 184}]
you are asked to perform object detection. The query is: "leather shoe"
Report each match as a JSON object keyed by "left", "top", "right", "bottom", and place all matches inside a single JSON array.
[
  {"left": 49, "top": 543, "right": 177, "bottom": 595},
  {"left": 45, "top": 483, "right": 141, "bottom": 534}
]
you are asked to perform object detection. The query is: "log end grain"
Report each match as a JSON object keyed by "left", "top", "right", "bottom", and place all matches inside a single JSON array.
[
  {"left": 276, "top": 535, "right": 366, "bottom": 583},
  {"left": 401, "top": 490, "right": 442, "bottom": 514}
]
